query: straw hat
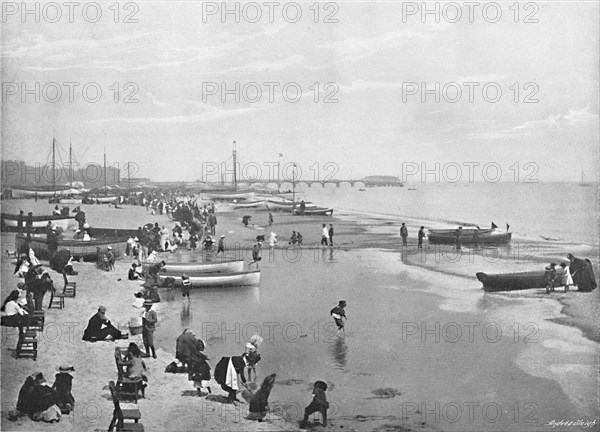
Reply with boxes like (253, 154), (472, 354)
(107, 246), (112, 250)
(56, 364), (75, 373)
(143, 300), (154, 307)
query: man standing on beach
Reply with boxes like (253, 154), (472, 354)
(328, 224), (334, 246)
(454, 227), (463, 250)
(418, 226), (426, 249)
(400, 223), (408, 247)
(142, 300), (158, 358)
(321, 224), (329, 246)
(17, 210), (24, 235)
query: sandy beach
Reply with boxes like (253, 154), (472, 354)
(1, 196), (598, 432)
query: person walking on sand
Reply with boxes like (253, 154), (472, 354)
(142, 300), (158, 359)
(216, 235), (225, 256)
(330, 300), (347, 334)
(321, 224), (329, 246)
(418, 226), (426, 249)
(250, 241), (263, 268)
(328, 224), (334, 246)
(400, 223), (408, 247)
(181, 274), (191, 300)
(268, 212), (273, 226)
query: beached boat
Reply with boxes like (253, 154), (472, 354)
(143, 259), (245, 274)
(231, 200), (266, 209)
(10, 186), (73, 198)
(1, 213), (74, 232)
(265, 199), (316, 211)
(428, 228), (493, 235)
(476, 271), (547, 292)
(86, 195), (118, 204)
(205, 191), (255, 201)
(159, 270), (260, 287)
(59, 197), (83, 204)
(15, 228), (132, 261)
(292, 207), (334, 216)
(427, 230), (511, 245)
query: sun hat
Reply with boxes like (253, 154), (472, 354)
(107, 246), (113, 250)
(143, 300), (154, 307)
(56, 364), (75, 373)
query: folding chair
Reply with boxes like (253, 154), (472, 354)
(108, 380), (142, 427)
(48, 289), (66, 309)
(62, 272), (76, 298)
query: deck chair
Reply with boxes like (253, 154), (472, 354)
(48, 288), (66, 309)
(108, 380), (142, 430)
(62, 272), (76, 298)
(114, 348), (145, 402)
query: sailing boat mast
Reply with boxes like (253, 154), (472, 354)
(52, 137), (56, 196)
(292, 163), (296, 204)
(103, 149), (107, 197)
(232, 141), (237, 192)
(69, 139), (73, 189)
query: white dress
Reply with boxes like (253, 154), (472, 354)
(563, 267), (574, 285)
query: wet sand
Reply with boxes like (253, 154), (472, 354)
(1, 198), (598, 432)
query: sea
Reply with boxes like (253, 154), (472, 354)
(152, 181), (599, 431)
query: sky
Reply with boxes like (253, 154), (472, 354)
(1, 1), (598, 183)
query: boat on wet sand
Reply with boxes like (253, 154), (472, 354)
(143, 259), (245, 274)
(428, 229), (511, 245)
(159, 270), (261, 287)
(1, 213), (74, 232)
(476, 271), (548, 292)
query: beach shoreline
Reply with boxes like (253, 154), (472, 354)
(1, 197), (598, 431)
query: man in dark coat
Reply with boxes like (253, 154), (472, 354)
(28, 273), (54, 311)
(74, 210), (86, 230)
(82, 306), (122, 341)
(17, 210), (24, 234)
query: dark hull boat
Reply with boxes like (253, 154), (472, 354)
(428, 231), (511, 245)
(476, 271), (547, 292)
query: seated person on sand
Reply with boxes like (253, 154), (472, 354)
(1, 290), (29, 329)
(299, 381), (329, 428)
(10, 372), (62, 423)
(128, 263), (142, 280)
(82, 306), (124, 341)
(52, 365), (75, 413)
(126, 343), (148, 386)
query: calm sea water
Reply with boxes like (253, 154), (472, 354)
(301, 182), (599, 245)
(152, 182), (598, 431)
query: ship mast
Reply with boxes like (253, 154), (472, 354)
(104, 148), (107, 197)
(232, 141), (237, 192)
(52, 136), (56, 196)
(69, 138), (73, 189)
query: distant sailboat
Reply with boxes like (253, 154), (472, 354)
(579, 170), (594, 187)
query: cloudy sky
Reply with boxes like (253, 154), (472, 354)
(1, 1), (598, 183)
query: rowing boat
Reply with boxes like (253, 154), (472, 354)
(1, 213), (74, 232)
(143, 260), (245, 274)
(10, 186), (73, 198)
(15, 228), (132, 261)
(292, 207), (334, 216)
(205, 191), (255, 201)
(428, 228), (493, 235)
(428, 230), (512, 245)
(265, 199), (316, 211)
(231, 200), (266, 209)
(476, 271), (547, 292)
(159, 270), (260, 287)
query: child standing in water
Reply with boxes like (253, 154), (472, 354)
(330, 300), (347, 334)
